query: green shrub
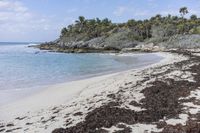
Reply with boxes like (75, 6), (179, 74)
(189, 26), (200, 34)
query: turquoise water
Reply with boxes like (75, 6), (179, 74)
(0, 42), (163, 105)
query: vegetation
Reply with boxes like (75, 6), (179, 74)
(60, 7), (200, 42)
(179, 7), (189, 18)
(61, 16), (116, 41)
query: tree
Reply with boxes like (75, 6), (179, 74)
(75, 16), (85, 24)
(127, 19), (136, 27)
(155, 14), (162, 20)
(190, 14), (197, 20)
(96, 18), (101, 24)
(67, 25), (73, 31)
(75, 16), (86, 32)
(179, 7), (189, 18)
(102, 18), (111, 26)
(61, 27), (68, 36)
(172, 16), (179, 21)
(59, 9), (200, 42)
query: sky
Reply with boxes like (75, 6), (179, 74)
(0, 0), (200, 42)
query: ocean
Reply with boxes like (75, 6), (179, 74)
(0, 42), (163, 105)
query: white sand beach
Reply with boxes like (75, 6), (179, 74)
(0, 52), (188, 133)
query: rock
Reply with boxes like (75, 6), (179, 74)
(158, 34), (200, 49)
(32, 28), (142, 53)
(134, 43), (165, 52)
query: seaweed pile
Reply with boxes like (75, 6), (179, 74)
(52, 51), (200, 133)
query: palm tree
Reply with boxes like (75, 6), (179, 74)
(75, 16), (86, 32)
(179, 7), (189, 18)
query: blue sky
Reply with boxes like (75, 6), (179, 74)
(0, 0), (200, 42)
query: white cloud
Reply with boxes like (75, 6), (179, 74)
(0, 0), (64, 41)
(0, 0), (26, 10)
(0, 0), (30, 22)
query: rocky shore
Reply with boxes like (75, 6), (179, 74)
(31, 34), (200, 53)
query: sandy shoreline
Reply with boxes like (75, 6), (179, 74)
(0, 52), (191, 133)
(0, 52), (170, 117)
(0, 52), (162, 107)
(0, 72), (118, 119)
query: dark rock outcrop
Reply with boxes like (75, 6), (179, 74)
(32, 29), (140, 53)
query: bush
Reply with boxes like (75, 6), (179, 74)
(189, 26), (200, 34)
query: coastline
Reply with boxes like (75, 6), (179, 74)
(0, 52), (167, 118)
(1, 2), (200, 132)
(0, 52), (190, 132)
(0, 44), (163, 107)
(0, 52), (163, 107)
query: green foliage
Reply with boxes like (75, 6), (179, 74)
(61, 17), (116, 40)
(60, 7), (200, 42)
(189, 26), (200, 34)
(190, 15), (197, 20)
(61, 27), (68, 37)
(179, 7), (189, 18)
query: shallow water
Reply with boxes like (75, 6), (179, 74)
(0, 42), (163, 105)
